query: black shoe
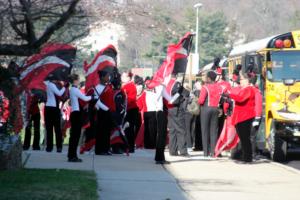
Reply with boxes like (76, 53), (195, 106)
(155, 160), (170, 165)
(68, 157), (82, 162)
(57, 148), (62, 153)
(33, 147), (41, 151)
(46, 148), (52, 152)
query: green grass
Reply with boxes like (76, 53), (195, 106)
(0, 169), (98, 200)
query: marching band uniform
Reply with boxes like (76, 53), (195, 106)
(166, 78), (188, 156)
(94, 83), (112, 155)
(44, 81), (66, 152)
(122, 81), (141, 153)
(154, 84), (179, 164)
(198, 73), (223, 157)
(68, 85), (91, 162)
(144, 90), (158, 149)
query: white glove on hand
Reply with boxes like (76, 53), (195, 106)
(252, 121), (259, 127)
(170, 93), (180, 104)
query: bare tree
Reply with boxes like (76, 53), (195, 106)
(0, 0), (87, 56)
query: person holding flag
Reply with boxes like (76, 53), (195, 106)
(67, 74), (92, 162)
(44, 78), (68, 153)
(166, 73), (190, 157)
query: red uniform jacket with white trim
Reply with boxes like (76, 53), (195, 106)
(100, 84), (116, 112)
(229, 86), (256, 125)
(198, 83), (223, 107)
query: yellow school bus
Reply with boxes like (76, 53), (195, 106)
(228, 30), (300, 162)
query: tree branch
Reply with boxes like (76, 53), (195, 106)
(33, 0), (80, 48)
(0, 44), (36, 56)
(19, 0), (37, 43)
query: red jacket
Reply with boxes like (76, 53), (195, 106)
(229, 86), (256, 125)
(122, 81), (138, 110)
(26, 93), (40, 116)
(253, 86), (263, 118)
(100, 84), (116, 112)
(218, 80), (231, 93)
(198, 82), (223, 107)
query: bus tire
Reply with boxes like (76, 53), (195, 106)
(269, 120), (287, 162)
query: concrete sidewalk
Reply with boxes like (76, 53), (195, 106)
(24, 148), (300, 200)
(24, 148), (187, 200)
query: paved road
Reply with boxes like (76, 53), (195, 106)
(285, 152), (300, 170)
(164, 150), (300, 200)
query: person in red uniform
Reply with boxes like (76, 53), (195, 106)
(198, 71), (223, 157)
(225, 72), (256, 163)
(121, 70), (141, 153)
(94, 70), (113, 155)
(23, 91), (41, 150)
(250, 74), (262, 158)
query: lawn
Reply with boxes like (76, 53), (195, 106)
(0, 169), (98, 200)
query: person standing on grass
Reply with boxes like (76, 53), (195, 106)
(67, 74), (91, 162)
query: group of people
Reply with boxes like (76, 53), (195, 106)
(197, 58), (262, 163)
(20, 56), (262, 164)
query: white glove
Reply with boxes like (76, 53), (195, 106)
(252, 121), (259, 127)
(170, 93), (180, 104)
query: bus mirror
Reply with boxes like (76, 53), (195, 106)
(283, 79), (295, 86)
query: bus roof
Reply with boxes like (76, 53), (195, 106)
(229, 35), (276, 57)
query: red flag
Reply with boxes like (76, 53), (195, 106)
(214, 117), (240, 157)
(84, 44), (117, 92)
(147, 32), (193, 89)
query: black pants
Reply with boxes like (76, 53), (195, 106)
(45, 106), (62, 151)
(200, 106), (219, 156)
(95, 109), (112, 154)
(84, 108), (97, 144)
(168, 107), (187, 155)
(235, 118), (254, 162)
(68, 111), (82, 159)
(194, 114), (202, 150)
(23, 113), (40, 150)
(184, 112), (194, 148)
(155, 111), (168, 161)
(144, 111), (157, 149)
(124, 108), (141, 152)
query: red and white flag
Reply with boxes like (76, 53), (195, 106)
(18, 43), (76, 92)
(84, 44), (117, 92)
(147, 32), (194, 89)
